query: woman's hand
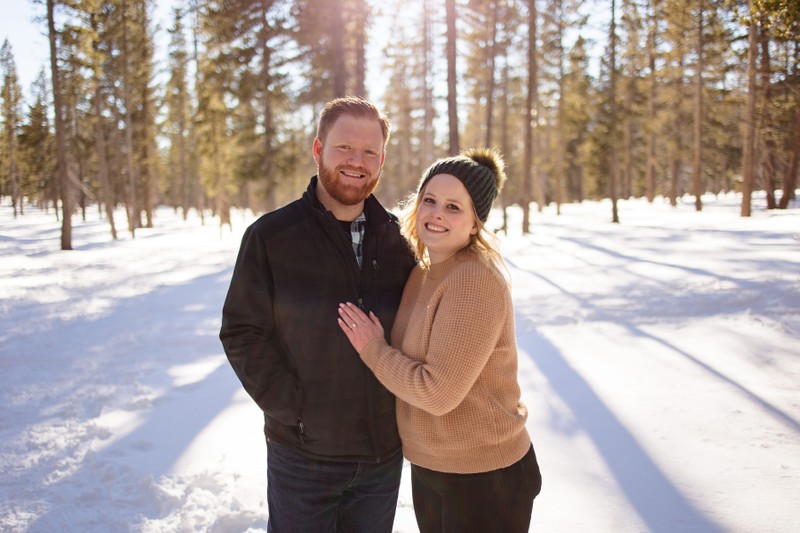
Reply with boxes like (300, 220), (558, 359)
(338, 302), (384, 353)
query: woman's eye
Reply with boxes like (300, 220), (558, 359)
(447, 204), (460, 211)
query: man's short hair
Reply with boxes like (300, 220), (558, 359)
(317, 96), (391, 149)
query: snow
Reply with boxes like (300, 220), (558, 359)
(1, 192), (798, 533)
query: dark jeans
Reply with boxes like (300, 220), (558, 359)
(266, 439), (403, 533)
(411, 445), (542, 533)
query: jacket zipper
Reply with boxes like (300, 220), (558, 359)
(371, 259), (379, 310)
(365, 256), (383, 461)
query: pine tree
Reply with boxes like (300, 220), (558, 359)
(202, 0), (299, 213)
(86, 1), (118, 239)
(293, 0), (373, 103)
(380, 13), (421, 206)
(753, 0), (800, 209)
(165, 6), (191, 219)
(18, 70), (54, 210)
(1, 40), (24, 216)
(377, 0), (445, 207)
(619, 0), (646, 201)
(60, 5), (101, 223)
(462, 0), (501, 150)
(562, 36), (592, 203)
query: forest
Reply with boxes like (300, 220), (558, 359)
(0, 0), (798, 250)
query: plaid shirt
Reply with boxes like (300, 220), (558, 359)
(350, 212), (367, 268)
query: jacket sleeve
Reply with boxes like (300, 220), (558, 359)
(219, 225), (303, 426)
(359, 265), (507, 416)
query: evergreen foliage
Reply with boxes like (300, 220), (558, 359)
(3, 0), (798, 242)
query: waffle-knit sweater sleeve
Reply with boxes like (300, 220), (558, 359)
(359, 251), (531, 474)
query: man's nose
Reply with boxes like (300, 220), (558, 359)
(346, 151), (365, 166)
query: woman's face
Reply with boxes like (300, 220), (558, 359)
(415, 174), (478, 264)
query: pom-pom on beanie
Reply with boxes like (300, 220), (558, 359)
(417, 147), (507, 222)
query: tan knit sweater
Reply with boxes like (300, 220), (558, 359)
(360, 250), (531, 474)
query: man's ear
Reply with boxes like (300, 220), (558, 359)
(312, 137), (322, 164)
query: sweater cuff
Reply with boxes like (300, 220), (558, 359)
(359, 337), (388, 370)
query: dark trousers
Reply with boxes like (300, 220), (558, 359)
(266, 439), (403, 533)
(411, 445), (542, 533)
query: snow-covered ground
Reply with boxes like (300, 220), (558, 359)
(1, 192), (798, 533)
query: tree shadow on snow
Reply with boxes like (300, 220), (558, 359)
(517, 328), (727, 533)
(17, 265), (253, 531)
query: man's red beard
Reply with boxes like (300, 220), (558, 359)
(318, 153), (381, 206)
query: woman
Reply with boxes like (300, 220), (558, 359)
(338, 147), (542, 533)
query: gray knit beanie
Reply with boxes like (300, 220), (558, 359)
(418, 147), (507, 222)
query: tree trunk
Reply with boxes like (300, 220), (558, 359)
(354, 0), (367, 97)
(47, 0), (72, 250)
(190, 0), (202, 223)
(331, 0), (346, 98)
(483, 0), (499, 147)
(741, 0), (757, 217)
(758, 20), (776, 209)
(533, 6), (544, 213)
(397, 82), (412, 202)
(121, 0), (138, 236)
(670, 54), (684, 207)
(692, 2), (704, 211)
(260, 0), (274, 196)
(446, 0), (459, 154)
(521, 0), (538, 233)
(623, 118), (632, 199)
(555, 0), (565, 215)
(645, 0), (658, 203)
(500, 60), (510, 233)
(94, 85), (117, 239)
(141, 80), (154, 228)
(609, 0), (620, 223)
(421, 0), (434, 166)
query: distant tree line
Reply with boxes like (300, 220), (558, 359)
(0, 0), (798, 249)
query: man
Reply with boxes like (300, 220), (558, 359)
(220, 96), (416, 533)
